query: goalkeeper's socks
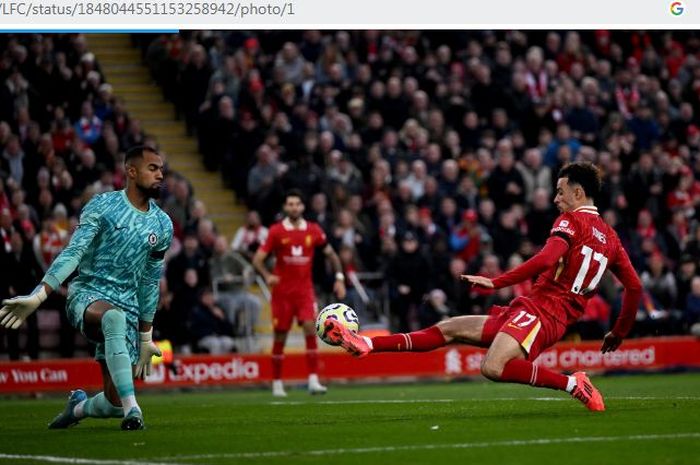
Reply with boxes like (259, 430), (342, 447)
(371, 326), (446, 352)
(76, 392), (123, 419)
(102, 309), (140, 416)
(500, 359), (569, 391)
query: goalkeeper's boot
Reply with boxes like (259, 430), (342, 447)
(48, 389), (87, 429)
(308, 374), (327, 395)
(571, 372), (605, 412)
(121, 407), (145, 430)
(323, 319), (371, 358)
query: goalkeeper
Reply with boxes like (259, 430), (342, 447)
(0, 146), (173, 431)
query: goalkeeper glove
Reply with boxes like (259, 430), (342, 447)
(134, 328), (162, 380)
(0, 284), (48, 329)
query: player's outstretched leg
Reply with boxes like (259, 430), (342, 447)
(324, 320), (448, 357)
(48, 389), (88, 429)
(482, 334), (606, 413)
(570, 372), (605, 411)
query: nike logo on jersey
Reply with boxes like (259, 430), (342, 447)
(114, 226), (128, 230)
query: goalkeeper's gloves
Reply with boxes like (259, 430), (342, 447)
(0, 284), (48, 329)
(134, 328), (162, 380)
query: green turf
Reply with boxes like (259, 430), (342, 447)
(1, 373), (699, 465)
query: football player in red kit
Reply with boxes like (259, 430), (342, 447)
(325, 162), (642, 411)
(253, 190), (346, 397)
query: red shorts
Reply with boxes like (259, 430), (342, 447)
(481, 302), (567, 360)
(270, 291), (317, 332)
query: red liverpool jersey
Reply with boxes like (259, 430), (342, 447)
(528, 205), (628, 325)
(259, 218), (327, 296)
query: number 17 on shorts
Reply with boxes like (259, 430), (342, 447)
(505, 310), (542, 355)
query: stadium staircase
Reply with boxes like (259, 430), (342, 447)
(86, 34), (309, 353)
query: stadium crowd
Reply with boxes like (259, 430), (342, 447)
(1, 31), (700, 360)
(136, 30), (700, 339)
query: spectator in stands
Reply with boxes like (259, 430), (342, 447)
(517, 148), (552, 202)
(189, 287), (236, 355)
(73, 101), (102, 145)
(274, 42), (307, 86)
(641, 253), (678, 311)
(675, 255), (697, 311)
(386, 231), (431, 332)
(231, 210), (268, 261)
(163, 177), (194, 237)
(338, 243), (378, 323)
(183, 199), (207, 235)
(329, 208), (366, 252)
(525, 187), (558, 246)
(166, 268), (201, 353)
(2, 230), (43, 359)
(167, 232), (210, 295)
(685, 276), (700, 329)
(209, 235), (261, 339)
(491, 209), (524, 265)
(449, 209), (482, 265)
(33, 215), (67, 271)
(180, 44), (212, 134)
(418, 289), (450, 328)
(1, 135), (26, 186)
(469, 254), (502, 314)
(247, 144), (287, 224)
(487, 146), (525, 210)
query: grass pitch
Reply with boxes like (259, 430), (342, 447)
(1, 373), (699, 465)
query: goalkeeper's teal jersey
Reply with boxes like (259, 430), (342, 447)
(43, 190), (173, 321)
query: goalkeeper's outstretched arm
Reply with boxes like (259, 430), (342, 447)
(1, 195), (105, 329)
(42, 195), (105, 291)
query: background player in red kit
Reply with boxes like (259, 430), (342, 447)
(326, 162), (642, 411)
(253, 190), (346, 397)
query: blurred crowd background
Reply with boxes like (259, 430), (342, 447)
(1, 31), (700, 360)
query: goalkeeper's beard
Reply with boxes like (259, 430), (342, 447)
(138, 183), (162, 199)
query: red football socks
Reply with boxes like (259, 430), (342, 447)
(500, 358), (568, 391)
(305, 334), (319, 374)
(371, 326), (447, 352)
(272, 340), (284, 380)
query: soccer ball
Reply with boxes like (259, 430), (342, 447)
(316, 303), (360, 345)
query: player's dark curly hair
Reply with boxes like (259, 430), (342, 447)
(558, 162), (602, 199)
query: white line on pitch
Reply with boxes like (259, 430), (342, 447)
(269, 398), (456, 405)
(267, 396), (700, 405)
(158, 432), (700, 461)
(0, 454), (198, 465)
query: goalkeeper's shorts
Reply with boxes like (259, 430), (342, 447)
(66, 290), (139, 365)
